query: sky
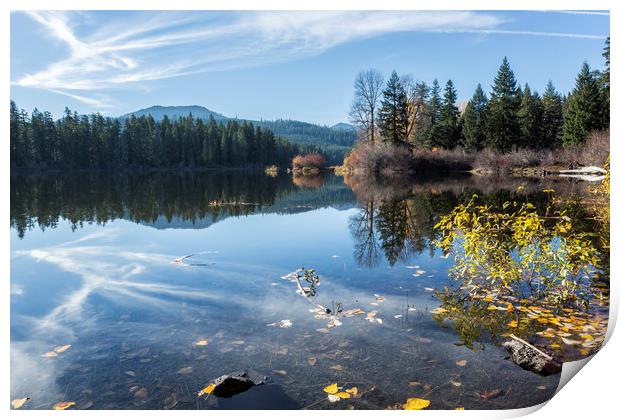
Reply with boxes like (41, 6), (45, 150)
(10, 10), (610, 126)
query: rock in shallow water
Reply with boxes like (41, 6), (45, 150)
(211, 369), (268, 398)
(503, 337), (561, 376)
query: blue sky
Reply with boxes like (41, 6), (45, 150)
(10, 10), (609, 125)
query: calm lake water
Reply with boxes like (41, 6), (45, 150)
(10, 171), (608, 410)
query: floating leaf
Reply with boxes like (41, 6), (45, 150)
(479, 389), (502, 400)
(195, 339), (209, 346)
(54, 344), (71, 353)
(455, 407), (465, 410)
(125, 370), (136, 377)
(334, 391), (350, 399)
(42, 351), (58, 358)
(133, 388), (148, 398)
(456, 359), (468, 367)
(177, 366), (193, 375)
(272, 370), (287, 375)
(323, 383), (339, 394)
(307, 357), (317, 366)
(330, 364), (344, 371)
(403, 397), (431, 410)
(450, 380), (462, 387)
(197, 383), (215, 397)
(53, 401), (76, 410)
(327, 394), (341, 403)
(11, 397), (30, 409)
(279, 320), (292, 328)
(163, 394), (178, 409)
(345, 387), (358, 396)
(408, 381), (422, 387)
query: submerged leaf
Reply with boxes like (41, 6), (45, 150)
(307, 357), (317, 366)
(345, 387), (358, 396)
(403, 397), (431, 410)
(456, 359), (468, 367)
(195, 339), (209, 346)
(176, 366), (193, 375)
(334, 391), (351, 399)
(53, 401), (76, 410)
(54, 344), (72, 353)
(11, 397), (30, 409)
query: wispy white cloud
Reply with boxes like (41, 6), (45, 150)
(12, 10), (607, 110)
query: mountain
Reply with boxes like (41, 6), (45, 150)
(331, 122), (356, 131)
(120, 105), (227, 122)
(120, 105), (357, 161)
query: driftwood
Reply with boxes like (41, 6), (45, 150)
(503, 334), (562, 376)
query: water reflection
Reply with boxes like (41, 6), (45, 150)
(10, 170), (609, 410)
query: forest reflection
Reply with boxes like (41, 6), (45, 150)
(10, 171), (353, 238)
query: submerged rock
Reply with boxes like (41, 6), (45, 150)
(503, 337), (561, 376)
(211, 370), (268, 398)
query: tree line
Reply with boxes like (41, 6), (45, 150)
(10, 105), (309, 169)
(350, 37), (610, 153)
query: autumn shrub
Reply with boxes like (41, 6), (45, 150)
(292, 153), (327, 170)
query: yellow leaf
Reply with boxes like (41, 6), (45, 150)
(323, 383), (339, 394)
(507, 320), (518, 328)
(345, 387), (358, 396)
(455, 407), (465, 410)
(197, 383), (215, 396)
(403, 397), (431, 410)
(11, 397), (30, 409)
(334, 391), (351, 399)
(53, 401), (76, 410)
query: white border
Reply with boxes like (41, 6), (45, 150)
(3, 1), (616, 419)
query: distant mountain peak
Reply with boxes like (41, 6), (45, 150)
(331, 122), (356, 131)
(120, 105), (227, 121)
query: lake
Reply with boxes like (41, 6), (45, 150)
(10, 170), (609, 410)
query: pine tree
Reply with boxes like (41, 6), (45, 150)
(418, 79), (442, 148)
(461, 84), (488, 151)
(563, 61), (606, 146)
(517, 84), (543, 148)
(485, 57), (521, 152)
(436, 80), (462, 149)
(541, 81), (564, 148)
(377, 70), (408, 144)
(601, 36), (610, 129)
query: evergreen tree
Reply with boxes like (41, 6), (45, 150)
(418, 79), (442, 148)
(541, 81), (564, 148)
(601, 36), (610, 129)
(485, 57), (521, 152)
(563, 62), (606, 146)
(436, 80), (461, 148)
(461, 84), (488, 151)
(517, 84), (544, 148)
(377, 70), (408, 144)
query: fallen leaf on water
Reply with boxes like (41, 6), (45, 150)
(507, 320), (518, 328)
(273, 370), (287, 376)
(327, 394), (341, 403)
(42, 351), (58, 358)
(323, 383), (339, 394)
(456, 359), (468, 367)
(430, 307), (448, 315)
(79, 400), (93, 410)
(231, 340), (245, 345)
(479, 389), (502, 400)
(125, 370), (136, 377)
(394, 314), (403, 319)
(403, 397), (431, 410)
(308, 357), (317, 366)
(537, 385), (547, 390)
(275, 347), (288, 355)
(417, 338), (432, 344)
(330, 364), (344, 371)
(455, 407), (465, 410)
(54, 344), (72, 353)
(197, 384), (215, 397)
(345, 387), (358, 396)
(164, 394), (178, 409)
(11, 397), (30, 409)
(177, 366), (193, 375)
(408, 381), (422, 387)
(316, 328), (330, 333)
(450, 380), (462, 387)
(280, 319), (292, 328)
(195, 339), (209, 346)
(53, 401), (76, 410)
(133, 388), (148, 398)
(342, 308), (365, 317)
(334, 391), (350, 399)
(561, 337), (581, 345)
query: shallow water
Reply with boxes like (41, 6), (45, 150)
(10, 171), (606, 410)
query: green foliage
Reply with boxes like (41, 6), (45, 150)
(541, 81), (564, 148)
(436, 80), (462, 149)
(517, 84), (544, 149)
(461, 84), (488, 151)
(377, 71), (408, 144)
(563, 62), (607, 146)
(485, 57), (521, 152)
(434, 192), (601, 308)
(10, 103), (303, 169)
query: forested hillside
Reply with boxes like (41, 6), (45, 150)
(10, 104), (305, 169)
